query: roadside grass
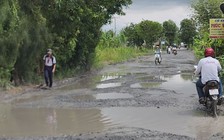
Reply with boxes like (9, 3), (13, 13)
(93, 46), (150, 69)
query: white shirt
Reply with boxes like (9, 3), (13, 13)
(195, 56), (221, 84)
(155, 48), (162, 54)
(43, 55), (56, 67)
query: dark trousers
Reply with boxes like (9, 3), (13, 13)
(44, 66), (53, 87)
(196, 78), (223, 98)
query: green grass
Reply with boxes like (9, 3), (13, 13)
(93, 46), (150, 68)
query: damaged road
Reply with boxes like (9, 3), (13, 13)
(1, 48), (224, 140)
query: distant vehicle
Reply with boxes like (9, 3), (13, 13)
(180, 42), (184, 48)
(180, 42), (188, 48)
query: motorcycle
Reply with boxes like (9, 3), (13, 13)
(154, 53), (161, 65)
(172, 48), (177, 55)
(167, 47), (171, 54)
(194, 65), (220, 117)
(203, 80), (219, 117)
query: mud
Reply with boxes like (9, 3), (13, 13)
(1, 48), (224, 140)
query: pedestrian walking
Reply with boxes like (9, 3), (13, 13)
(43, 49), (56, 88)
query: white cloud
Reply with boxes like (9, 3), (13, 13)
(102, 0), (192, 32)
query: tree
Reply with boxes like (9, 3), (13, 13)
(41, 0), (132, 70)
(0, 0), (22, 86)
(191, 0), (224, 57)
(11, 1), (51, 85)
(179, 18), (197, 46)
(191, 0), (223, 32)
(122, 23), (144, 47)
(162, 20), (178, 45)
(136, 20), (163, 47)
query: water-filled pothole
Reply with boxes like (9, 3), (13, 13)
(95, 93), (133, 99)
(96, 83), (122, 89)
(0, 105), (114, 137)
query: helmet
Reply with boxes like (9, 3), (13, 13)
(204, 48), (214, 57)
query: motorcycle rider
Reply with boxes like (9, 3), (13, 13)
(195, 47), (223, 104)
(172, 45), (177, 54)
(166, 45), (171, 54)
(154, 45), (162, 61)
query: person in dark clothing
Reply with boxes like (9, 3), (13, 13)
(43, 49), (56, 88)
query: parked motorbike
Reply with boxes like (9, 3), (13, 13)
(154, 53), (161, 65)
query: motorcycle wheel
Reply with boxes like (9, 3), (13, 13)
(155, 58), (158, 65)
(159, 58), (162, 64)
(212, 100), (218, 117)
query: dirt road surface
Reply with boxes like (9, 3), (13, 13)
(1, 48), (224, 140)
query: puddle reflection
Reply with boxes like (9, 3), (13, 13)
(0, 105), (224, 138)
(160, 74), (196, 94)
(101, 107), (224, 138)
(131, 73), (194, 90)
(0, 104), (114, 137)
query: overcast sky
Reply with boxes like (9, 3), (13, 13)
(102, 0), (193, 33)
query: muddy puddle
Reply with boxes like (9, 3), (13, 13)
(160, 73), (196, 95)
(1, 105), (224, 138)
(101, 107), (224, 139)
(0, 104), (114, 137)
(1, 73), (224, 138)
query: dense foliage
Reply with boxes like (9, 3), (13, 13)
(191, 0), (224, 58)
(122, 20), (163, 48)
(122, 23), (144, 47)
(179, 19), (197, 47)
(162, 20), (178, 46)
(191, 0), (224, 78)
(0, 0), (132, 87)
(191, 0), (222, 33)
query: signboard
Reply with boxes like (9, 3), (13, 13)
(161, 41), (165, 45)
(210, 18), (224, 38)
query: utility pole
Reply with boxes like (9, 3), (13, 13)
(112, 16), (119, 35)
(114, 17), (117, 35)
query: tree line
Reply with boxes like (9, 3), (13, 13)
(121, 19), (196, 48)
